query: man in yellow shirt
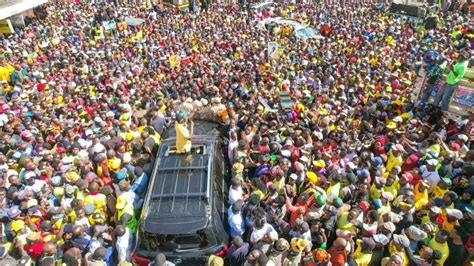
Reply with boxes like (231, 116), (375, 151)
(432, 177), (451, 199)
(0, 60), (14, 82)
(386, 144), (404, 173)
(388, 234), (410, 266)
(175, 112), (194, 153)
(428, 230), (449, 265)
(354, 237), (376, 266)
(443, 208), (462, 233)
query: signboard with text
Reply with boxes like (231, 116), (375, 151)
(0, 19), (13, 34)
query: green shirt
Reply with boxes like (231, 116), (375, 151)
(446, 60), (468, 85)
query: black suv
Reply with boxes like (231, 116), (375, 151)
(131, 123), (228, 265)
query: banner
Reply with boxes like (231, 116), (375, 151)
(267, 41), (279, 59)
(9, 15), (25, 27)
(0, 20), (13, 34)
(420, 74), (474, 112)
(452, 84), (474, 108)
(103, 20), (117, 30)
(125, 17), (144, 26)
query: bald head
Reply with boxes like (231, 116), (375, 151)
(72, 225), (84, 236)
(42, 242), (57, 255)
(334, 237), (348, 250)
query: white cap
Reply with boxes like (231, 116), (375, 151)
(93, 144), (105, 154)
(446, 208), (463, 220)
(24, 171), (36, 180)
(280, 150), (291, 158)
(299, 156), (309, 163)
(393, 116), (403, 123)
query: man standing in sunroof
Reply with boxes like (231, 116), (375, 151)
(175, 112), (194, 154)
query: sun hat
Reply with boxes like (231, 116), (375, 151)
(26, 232), (42, 242)
(26, 199), (38, 209)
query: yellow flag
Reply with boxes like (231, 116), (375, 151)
(134, 30), (143, 41)
(169, 54), (181, 67)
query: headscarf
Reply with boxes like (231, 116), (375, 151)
(401, 153), (419, 173)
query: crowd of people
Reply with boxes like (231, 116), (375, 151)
(0, 0), (473, 265)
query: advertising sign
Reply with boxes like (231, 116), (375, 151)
(0, 19), (13, 34)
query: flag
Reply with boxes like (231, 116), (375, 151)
(169, 54), (181, 67)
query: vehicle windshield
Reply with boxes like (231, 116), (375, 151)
(138, 228), (217, 252)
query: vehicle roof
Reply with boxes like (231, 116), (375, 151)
(142, 133), (220, 234)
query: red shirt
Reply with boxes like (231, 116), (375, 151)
(327, 246), (346, 266)
(24, 241), (45, 260)
(285, 196), (314, 225)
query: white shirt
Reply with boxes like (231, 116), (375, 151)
(420, 165), (440, 192)
(115, 189), (137, 205)
(116, 227), (134, 262)
(228, 186), (243, 205)
(0, 113), (8, 127)
(75, 217), (91, 229)
(250, 223), (277, 244)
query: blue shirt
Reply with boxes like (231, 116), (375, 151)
(132, 173), (149, 196)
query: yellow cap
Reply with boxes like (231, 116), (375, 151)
(116, 195), (127, 210)
(12, 220), (25, 232)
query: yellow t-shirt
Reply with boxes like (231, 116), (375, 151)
(384, 184), (398, 199)
(369, 184), (382, 200)
(432, 186), (448, 199)
(84, 193), (107, 211)
(354, 239), (373, 266)
(106, 157), (122, 172)
(274, 177), (285, 192)
(442, 219), (458, 233)
(428, 238), (449, 265)
(388, 242), (409, 266)
(386, 151), (403, 172)
(414, 184), (428, 201)
(252, 189), (265, 200)
(0, 64), (14, 82)
(337, 212), (357, 233)
(175, 122), (191, 153)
